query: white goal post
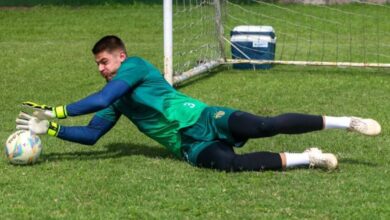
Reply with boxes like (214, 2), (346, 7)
(164, 0), (226, 85)
(164, 0), (390, 85)
(164, 0), (174, 85)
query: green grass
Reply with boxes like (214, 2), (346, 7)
(1, 4), (390, 219)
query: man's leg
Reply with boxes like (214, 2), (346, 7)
(281, 148), (338, 170)
(228, 112), (323, 139)
(196, 141), (337, 172)
(196, 141), (283, 172)
(228, 112), (381, 139)
(323, 116), (381, 136)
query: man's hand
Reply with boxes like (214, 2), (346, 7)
(22, 101), (67, 119)
(16, 112), (60, 136)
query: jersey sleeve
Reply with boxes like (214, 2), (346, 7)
(57, 113), (119, 145)
(56, 105), (121, 145)
(65, 80), (130, 116)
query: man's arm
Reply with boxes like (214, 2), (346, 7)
(66, 79), (130, 116)
(16, 105), (121, 145)
(22, 79), (130, 119)
(56, 115), (117, 145)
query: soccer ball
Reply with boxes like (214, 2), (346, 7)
(5, 130), (42, 165)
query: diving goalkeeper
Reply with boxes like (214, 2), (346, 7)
(16, 35), (381, 172)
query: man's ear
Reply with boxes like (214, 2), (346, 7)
(119, 51), (127, 62)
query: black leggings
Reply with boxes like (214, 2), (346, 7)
(196, 112), (323, 172)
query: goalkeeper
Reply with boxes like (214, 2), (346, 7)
(16, 35), (381, 172)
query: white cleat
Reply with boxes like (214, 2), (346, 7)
(304, 148), (338, 171)
(349, 117), (381, 136)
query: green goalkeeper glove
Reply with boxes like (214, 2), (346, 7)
(16, 112), (60, 136)
(22, 101), (67, 119)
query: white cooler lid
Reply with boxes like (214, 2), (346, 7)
(232, 25), (274, 33)
(231, 35), (276, 43)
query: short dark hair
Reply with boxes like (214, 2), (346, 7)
(92, 35), (127, 55)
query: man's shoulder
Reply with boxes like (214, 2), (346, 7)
(123, 56), (149, 66)
(114, 56), (160, 85)
(117, 56), (149, 75)
(123, 56), (163, 78)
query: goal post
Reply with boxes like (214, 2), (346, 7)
(163, 0), (173, 85)
(164, 0), (226, 86)
(164, 0), (390, 85)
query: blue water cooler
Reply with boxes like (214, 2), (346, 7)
(231, 25), (276, 70)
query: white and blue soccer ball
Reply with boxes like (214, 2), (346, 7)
(5, 130), (42, 165)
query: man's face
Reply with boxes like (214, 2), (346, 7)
(94, 50), (126, 81)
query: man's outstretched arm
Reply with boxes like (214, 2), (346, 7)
(16, 112), (119, 145)
(23, 79), (131, 119)
(65, 79), (130, 117)
(57, 115), (117, 145)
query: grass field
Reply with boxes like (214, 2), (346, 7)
(1, 4), (390, 219)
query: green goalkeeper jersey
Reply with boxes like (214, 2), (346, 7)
(96, 56), (207, 157)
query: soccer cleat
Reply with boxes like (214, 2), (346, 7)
(348, 117), (381, 136)
(304, 148), (338, 171)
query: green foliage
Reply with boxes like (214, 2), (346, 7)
(0, 5), (389, 219)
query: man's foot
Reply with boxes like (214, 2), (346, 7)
(304, 148), (338, 171)
(349, 117), (381, 136)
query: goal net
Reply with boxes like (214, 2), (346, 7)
(165, 0), (390, 85)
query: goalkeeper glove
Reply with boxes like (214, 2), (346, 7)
(22, 101), (67, 119)
(16, 112), (60, 136)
